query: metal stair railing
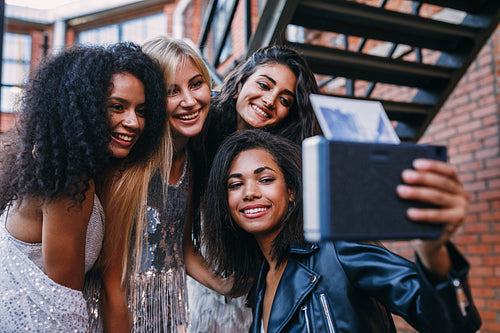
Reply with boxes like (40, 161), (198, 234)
(197, 0), (500, 141)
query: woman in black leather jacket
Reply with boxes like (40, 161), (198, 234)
(202, 129), (481, 333)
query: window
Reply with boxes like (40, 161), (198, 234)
(1, 32), (31, 113)
(78, 13), (167, 45)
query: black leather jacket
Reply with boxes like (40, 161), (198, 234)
(247, 241), (481, 333)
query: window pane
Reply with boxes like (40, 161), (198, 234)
(1, 86), (23, 113)
(79, 25), (119, 45)
(78, 13), (166, 45)
(2, 61), (29, 86)
(2, 33), (31, 113)
(3, 33), (31, 61)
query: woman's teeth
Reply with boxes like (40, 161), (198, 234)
(114, 133), (133, 142)
(243, 207), (268, 214)
(251, 105), (270, 118)
(176, 110), (200, 120)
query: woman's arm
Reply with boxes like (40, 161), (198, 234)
(183, 180), (234, 297)
(397, 158), (470, 280)
(42, 182), (95, 290)
(100, 215), (132, 332)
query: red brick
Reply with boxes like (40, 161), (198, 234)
(464, 222), (489, 234)
(459, 160), (483, 172)
(457, 119), (483, 134)
(434, 127), (456, 141)
(448, 102), (477, 116)
(479, 94), (496, 106)
(470, 266), (494, 277)
(486, 299), (500, 310)
(485, 277), (500, 287)
(476, 147), (500, 160)
(449, 133), (473, 145)
(444, 94), (469, 109)
(476, 167), (500, 180)
(490, 178), (500, 189)
(477, 309), (497, 320)
(481, 231), (500, 241)
(450, 152), (474, 164)
(470, 84), (495, 101)
(454, 232), (480, 243)
(483, 136), (499, 148)
(459, 141), (483, 153)
(471, 104), (497, 119)
(483, 255), (500, 265)
(467, 201), (490, 213)
(466, 244), (493, 254)
(464, 181), (487, 192)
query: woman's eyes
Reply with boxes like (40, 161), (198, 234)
(136, 108), (146, 117)
(167, 88), (178, 96)
(107, 103), (124, 111)
(260, 177), (275, 184)
(191, 80), (203, 89)
(227, 177), (275, 189)
(227, 181), (242, 189)
(280, 97), (292, 107)
(257, 82), (270, 90)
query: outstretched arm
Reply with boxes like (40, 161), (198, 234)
(183, 223), (234, 296)
(397, 158), (470, 280)
(183, 181), (235, 297)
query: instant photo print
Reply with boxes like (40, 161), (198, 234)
(303, 95), (446, 241)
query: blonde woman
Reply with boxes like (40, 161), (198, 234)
(102, 36), (241, 332)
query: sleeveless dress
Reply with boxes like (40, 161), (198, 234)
(0, 195), (105, 333)
(128, 155), (190, 333)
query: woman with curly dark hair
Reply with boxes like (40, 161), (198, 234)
(0, 42), (167, 332)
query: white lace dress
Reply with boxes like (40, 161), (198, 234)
(0, 195), (105, 333)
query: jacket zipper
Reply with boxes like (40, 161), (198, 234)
(301, 305), (311, 333)
(320, 294), (336, 333)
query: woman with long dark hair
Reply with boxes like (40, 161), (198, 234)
(202, 129), (481, 333)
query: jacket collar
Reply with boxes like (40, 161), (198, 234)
(247, 243), (319, 309)
(268, 258), (320, 332)
(289, 242), (319, 255)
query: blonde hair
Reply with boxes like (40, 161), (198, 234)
(142, 33), (211, 182)
(103, 36), (211, 283)
(142, 35), (212, 106)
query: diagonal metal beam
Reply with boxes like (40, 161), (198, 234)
(289, 42), (454, 93)
(292, 0), (479, 53)
(246, 0), (300, 56)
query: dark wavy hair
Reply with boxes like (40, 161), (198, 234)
(202, 129), (304, 294)
(1, 42), (166, 208)
(210, 45), (321, 146)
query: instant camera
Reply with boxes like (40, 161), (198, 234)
(303, 94), (445, 242)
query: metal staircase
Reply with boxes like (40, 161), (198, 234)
(198, 0), (500, 142)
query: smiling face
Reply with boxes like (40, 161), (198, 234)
(167, 59), (211, 141)
(227, 148), (294, 243)
(235, 63), (297, 131)
(106, 73), (146, 159)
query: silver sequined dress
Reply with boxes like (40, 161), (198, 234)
(128, 155), (190, 333)
(0, 194), (105, 333)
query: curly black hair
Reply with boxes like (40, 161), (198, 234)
(1, 42), (166, 207)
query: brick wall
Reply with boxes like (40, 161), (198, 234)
(386, 25), (500, 333)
